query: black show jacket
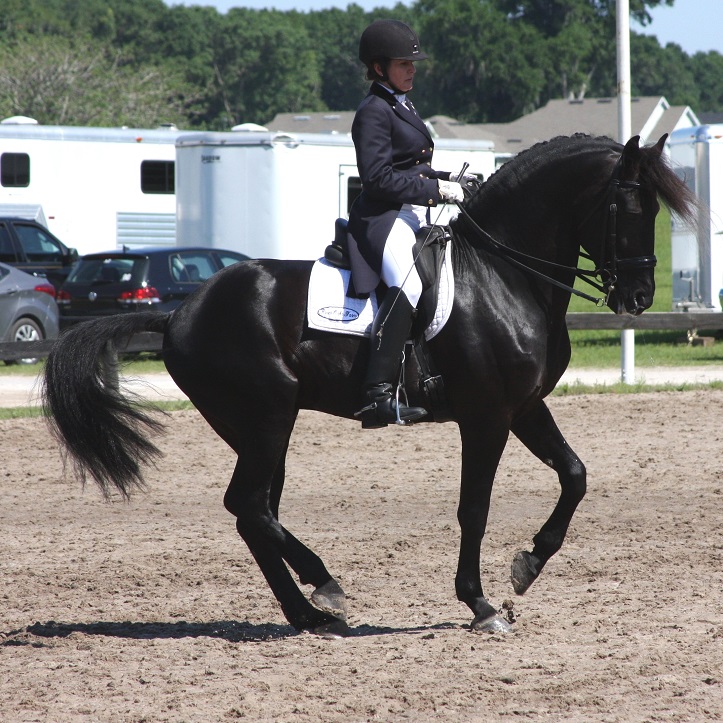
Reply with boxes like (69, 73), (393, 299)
(347, 82), (450, 296)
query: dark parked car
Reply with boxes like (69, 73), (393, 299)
(56, 246), (251, 329)
(0, 260), (59, 365)
(0, 217), (78, 290)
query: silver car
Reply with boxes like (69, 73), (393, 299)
(0, 261), (59, 365)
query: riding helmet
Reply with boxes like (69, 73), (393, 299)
(358, 19), (428, 65)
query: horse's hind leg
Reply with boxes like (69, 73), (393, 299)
(267, 438), (348, 621)
(510, 400), (587, 595)
(225, 433), (348, 636)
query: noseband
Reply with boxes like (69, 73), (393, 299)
(454, 152), (657, 306)
(577, 157), (657, 304)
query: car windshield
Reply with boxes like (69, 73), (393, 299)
(67, 257), (140, 284)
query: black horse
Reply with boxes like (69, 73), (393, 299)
(43, 134), (696, 637)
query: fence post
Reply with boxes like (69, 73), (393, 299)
(617, 0), (635, 384)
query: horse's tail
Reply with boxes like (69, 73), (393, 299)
(42, 311), (171, 500)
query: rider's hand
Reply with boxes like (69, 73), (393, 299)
(449, 171), (483, 199)
(438, 180), (464, 203)
(449, 171), (478, 184)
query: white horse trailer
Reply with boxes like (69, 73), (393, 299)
(174, 130), (496, 260)
(0, 117), (182, 255)
(668, 124), (723, 311)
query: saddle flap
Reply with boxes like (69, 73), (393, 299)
(412, 226), (451, 335)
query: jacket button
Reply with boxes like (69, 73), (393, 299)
(428, 199), (434, 205)
(415, 160), (419, 164)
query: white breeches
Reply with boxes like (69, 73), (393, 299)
(380, 204), (426, 308)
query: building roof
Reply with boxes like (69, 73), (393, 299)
(266, 111), (356, 135)
(698, 111), (723, 125)
(428, 97), (700, 155)
(266, 96), (701, 156)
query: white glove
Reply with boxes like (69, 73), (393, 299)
(437, 179), (464, 203)
(449, 171), (478, 183)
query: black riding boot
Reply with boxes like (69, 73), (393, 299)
(355, 287), (428, 429)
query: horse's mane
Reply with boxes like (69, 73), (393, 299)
(466, 134), (618, 207)
(636, 140), (700, 226)
(453, 133), (699, 239)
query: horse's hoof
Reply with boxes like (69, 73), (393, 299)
(312, 618), (350, 639)
(471, 613), (512, 634)
(511, 551), (540, 595)
(311, 579), (347, 622)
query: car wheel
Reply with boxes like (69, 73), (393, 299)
(7, 317), (44, 365)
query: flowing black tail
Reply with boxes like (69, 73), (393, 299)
(42, 311), (171, 499)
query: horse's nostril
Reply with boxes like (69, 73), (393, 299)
(632, 292), (649, 315)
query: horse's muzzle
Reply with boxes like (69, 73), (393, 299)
(607, 282), (655, 315)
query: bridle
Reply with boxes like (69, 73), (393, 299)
(576, 155), (657, 300)
(454, 154), (657, 306)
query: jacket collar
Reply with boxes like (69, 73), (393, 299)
(368, 83), (432, 142)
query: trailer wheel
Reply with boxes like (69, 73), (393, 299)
(6, 317), (44, 366)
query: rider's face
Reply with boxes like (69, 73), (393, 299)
(377, 59), (416, 93)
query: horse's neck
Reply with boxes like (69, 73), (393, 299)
(452, 186), (583, 328)
(460, 190), (581, 268)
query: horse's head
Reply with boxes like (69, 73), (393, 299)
(580, 135), (664, 316)
(452, 133), (698, 317)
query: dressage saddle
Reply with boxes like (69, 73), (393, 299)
(324, 218), (454, 422)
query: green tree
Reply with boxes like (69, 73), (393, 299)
(688, 51), (723, 114)
(303, 6), (370, 112)
(0, 0), (123, 41)
(100, 0), (170, 59)
(208, 9), (326, 128)
(0, 0), (718, 130)
(149, 5), (224, 128)
(493, 0), (674, 37)
(414, 0), (547, 121)
(0, 35), (191, 127)
(628, 35), (699, 108)
(491, 0), (683, 103)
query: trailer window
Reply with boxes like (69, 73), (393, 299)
(141, 160), (174, 194)
(1, 153), (30, 187)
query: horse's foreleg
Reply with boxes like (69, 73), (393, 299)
(510, 400), (586, 595)
(456, 422), (513, 634)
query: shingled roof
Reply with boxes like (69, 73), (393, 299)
(427, 96), (700, 156)
(266, 111), (356, 135)
(266, 96), (700, 158)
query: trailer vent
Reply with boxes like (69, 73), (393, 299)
(116, 212), (175, 248)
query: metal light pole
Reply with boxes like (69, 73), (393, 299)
(617, 0), (635, 384)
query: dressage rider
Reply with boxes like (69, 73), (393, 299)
(348, 19), (467, 429)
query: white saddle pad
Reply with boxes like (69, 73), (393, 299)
(307, 242), (454, 341)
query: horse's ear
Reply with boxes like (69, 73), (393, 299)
(621, 135), (642, 179)
(653, 134), (668, 157)
(623, 135), (641, 154)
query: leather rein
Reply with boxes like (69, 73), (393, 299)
(453, 157), (657, 306)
